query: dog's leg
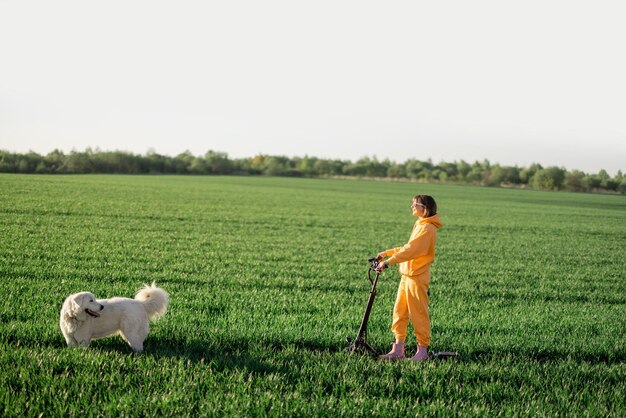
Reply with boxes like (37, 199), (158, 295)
(120, 321), (149, 353)
(66, 336), (90, 347)
(62, 331), (78, 347)
(124, 335), (145, 352)
(72, 329), (92, 347)
(77, 338), (91, 347)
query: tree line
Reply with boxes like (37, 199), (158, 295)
(1, 148), (624, 194)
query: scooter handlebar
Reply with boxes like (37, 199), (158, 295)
(368, 256), (379, 268)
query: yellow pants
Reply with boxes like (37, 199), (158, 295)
(391, 273), (430, 346)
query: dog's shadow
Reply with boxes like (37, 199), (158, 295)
(89, 336), (283, 375)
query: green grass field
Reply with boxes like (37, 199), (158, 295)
(1, 174), (624, 416)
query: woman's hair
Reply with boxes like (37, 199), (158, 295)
(414, 194), (437, 217)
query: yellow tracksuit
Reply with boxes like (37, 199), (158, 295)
(382, 213), (442, 347)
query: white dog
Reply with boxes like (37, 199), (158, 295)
(60, 283), (169, 352)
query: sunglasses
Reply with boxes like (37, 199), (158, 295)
(411, 202), (426, 208)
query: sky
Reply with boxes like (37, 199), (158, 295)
(1, 0), (625, 175)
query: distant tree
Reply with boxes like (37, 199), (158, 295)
(564, 170), (585, 192)
(145, 151), (169, 173)
(531, 167), (566, 190)
(466, 164), (483, 183)
(417, 159), (435, 180)
(0, 147), (621, 194)
(312, 159), (329, 176)
(349, 157), (387, 177)
(437, 162), (457, 181)
(44, 149), (65, 173)
(21, 152), (44, 173)
(264, 156), (291, 176)
(519, 163), (543, 185)
(249, 154), (266, 173)
(204, 150), (232, 174)
(231, 157), (257, 175)
(173, 151), (194, 174)
(189, 156), (208, 174)
(313, 159), (344, 176)
(455, 160), (471, 181)
(373, 158), (391, 178)
(581, 174), (601, 191)
(93, 151), (142, 174)
(344, 159), (366, 176)
(501, 166), (521, 184)
(615, 170), (625, 194)
(387, 162), (405, 178)
(295, 156), (317, 177)
(63, 151), (93, 173)
(0, 151), (16, 172)
(596, 169), (611, 189)
(404, 159), (424, 180)
(618, 177), (626, 194)
(482, 165), (502, 187)
(605, 179), (619, 192)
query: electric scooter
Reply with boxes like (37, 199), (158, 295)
(345, 256), (382, 356)
(345, 256), (460, 361)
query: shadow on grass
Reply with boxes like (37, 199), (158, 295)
(86, 336), (282, 375)
(87, 334), (369, 373)
(463, 347), (626, 365)
(10, 326), (623, 373)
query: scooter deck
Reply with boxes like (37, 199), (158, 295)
(429, 351), (460, 360)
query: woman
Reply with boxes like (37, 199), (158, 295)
(375, 194), (442, 361)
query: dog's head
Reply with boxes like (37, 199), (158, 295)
(64, 292), (104, 320)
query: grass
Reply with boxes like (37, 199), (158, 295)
(0, 174), (624, 416)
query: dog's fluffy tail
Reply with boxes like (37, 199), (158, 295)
(135, 282), (169, 321)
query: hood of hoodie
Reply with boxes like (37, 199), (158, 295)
(418, 213), (443, 229)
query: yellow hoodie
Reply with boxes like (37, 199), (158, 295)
(384, 213), (443, 279)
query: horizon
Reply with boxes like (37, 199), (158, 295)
(2, 146), (621, 176)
